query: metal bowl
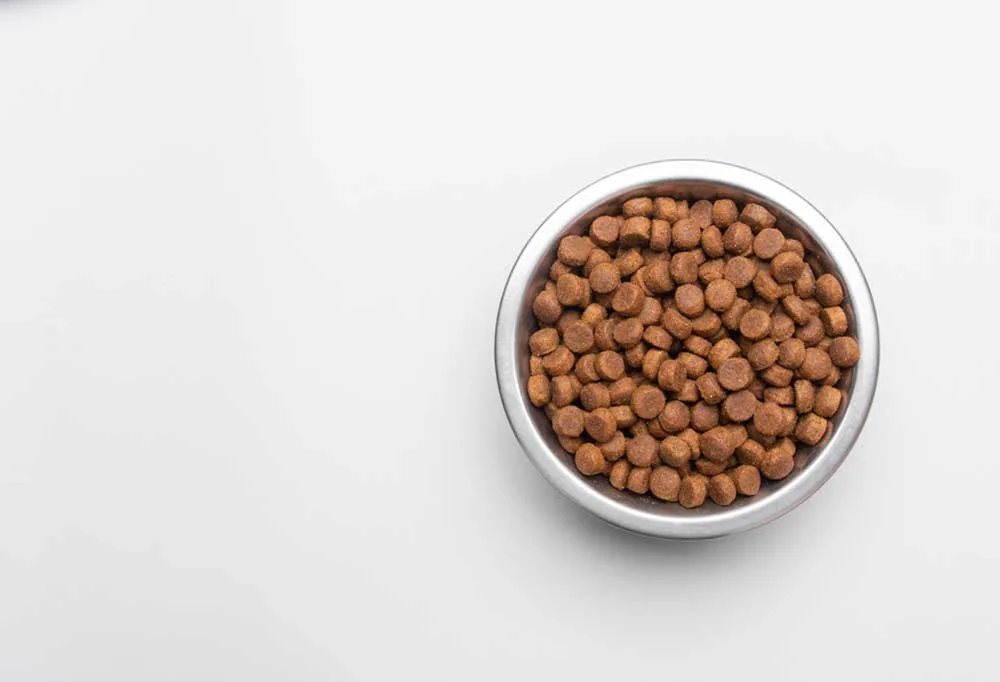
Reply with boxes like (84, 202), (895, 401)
(495, 160), (879, 539)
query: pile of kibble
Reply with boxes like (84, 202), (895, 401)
(526, 197), (860, 508)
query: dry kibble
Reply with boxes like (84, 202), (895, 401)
(795, 413), (828, 446)
(609, 459), (630, 489)
(658, 400), (690, 433)
(709, 474), (737, 506)
(626, 467), (652, 495)
(679, 475), (708, 508)
(829, 336), (861, 367)
(718, 357), (754, 391)
(526, 196), (860, 506)
(815, 273), (845, 307)
(631, 385), (667, 420)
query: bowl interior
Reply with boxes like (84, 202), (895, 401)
(515, 179), (859, 520)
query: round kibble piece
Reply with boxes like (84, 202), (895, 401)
(620, 216), (651, 247)
(691, 310), (722, 338)
(778, 338), (806, 368)
(584, 407), (617, 443)
(579, 382), (610, 410)
(590, 215), (620, 246)
(679, 475), (708, 508)
(657, 358), (687, 392)
(753, 228), (786, 260)
(542, 346), (575, 376)
(739, 309), (772, 341)
(529, 328), (560, 356)
(650, 219), (671, 251)
(658, 400), (690, 433)
(829, 336), (861, 367)
(699, 426), (735, 463)
(616, 249), (643, 277)
(631, 385), (667, 420)
(601, 430), (628, 460)
(527, 375), (551, 407)
(675, 283), (706, 317)
(794, 379), (815, 414)
(730, 464), (761, 496)
(712, 199), (739, 228)
(672, 218), (701, 250)
(575, 353), (600, 383)
(747, 338), (779, 370)
(701, 226), (724, 258)
(821, 307), (849, 337)
(563, 321), (594, 353)
(659, 436), (691, 467)
(595, 350), (625, 380)
(753, 401), (785, 437)
(575, 443), (607, 476)
(626, 467), (651, 495)
(814, 385), (842, 418)
(723, 222), (753, 254)
(609, 459), (630, 490)
(552, 405), (585, 437)
(709, 474), (737, 506)
(580, 303), (606, 326)
(724, 256), (757, 288)
(624, 342), (646, 368)
(609, 376), (636, 405)
(771, 312), (796, 342)
(690, 200), (713, 228)
(550, 375), (578, 407)
(815, 273), (845, 307)
(796, 316), (826, 346)
(589, 262), (621, 294)
(740, 203), (777, 231)
(556, 310), (581, 335)
(695, 374), (726, 406)
(653, 197), (677, 221)
(718, 357), (754, 391)
(611, 282), (645, 316)
(626, 433), (659, 467)
(643, 325), (672, 351)
(644, 260), (673, 294)
(650, 466), (682, 501)
(795, 413), (828, 446)
(771, 251), (805, 283)
(610, 407), (636, 431)
(670, 251), (700, 284)
(612, 318), (644, 348)
(723, 390), (758, 422)
(623, 197), (653, 217)
(676, 380), (699, 403)
(593, 319), (616, 350)
(708, 338), (740, 369)
(690, 400), (720, 431)
(753, 270), (783, 302)
(705, 278), (737, 312)
(761, 448), (794, 480)
(799, 347), (833, 381)
(556, 273), (586, 306)
(557, 235), (593, 267)
(699, 258), (725, 283)
(662, 307), (693, 340)
(532, 290), (561, 324)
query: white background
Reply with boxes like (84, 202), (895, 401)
(1, 1), (998, 680)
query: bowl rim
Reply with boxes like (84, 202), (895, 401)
(495, 159), (879, 539)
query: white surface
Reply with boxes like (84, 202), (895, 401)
(0, 1), (997, 680)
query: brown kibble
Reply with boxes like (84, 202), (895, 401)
(771, 251), (805, 283)
(753, 228), (786, 260)
(722, 390), (758, 422)
(815, 273), (845, 307)
(795, 413), (829, 446)
(527, 375), (551, 407)
(677, 380), (699, 403)
(829, 336), (861, 367)
(624, 342), (647, 368)
(684, 335), (713, 358)
(659, 435), (691, 467)
(643, 260), (673, 294)
(623, 197), (653, 217)
(555, 273), (586, 307)
(708, 474), (737, 506)
(700, 426), (737, 462)
(650, 466), (682, 501)
(823, 366), (842, 387)
(643, 326), (672, 351)
(627, 433), (659, 467)
(690, 200), (713, 228)
(650, 219), (672, 251)
(595, 350), (625, 381)
(575, 353), (600, 384)
(672, 218), (701, 250)
(763, 386), (795, 406)
(795, 265), (816, 298)
(747, 338), (780, 370)
(631, 385), (667, 420)
(579, 382), (610, 410)
(652, 197), (678, 222)
(699, 258), (725, 284)
(608, 377), (636, 405)
(611, 282), (645, 316)
(557, 235), (593, 267)
(718, 357), (754, 391)
(723, 222), (753, 254)
(719, 299), (750, 333)
(593, 319), (617, 351)
(712, 199), (739, 228)
(532, 290), (562, 324)
(561, 321), (593, 354)
(581, 303), (607, 327)
(752, 269), (783, 303)
(753, 401), (785, 437)
(701, 226), (725, 258)
(550, 374), (580, 407)
(695, 458), (727, 476)
(590, 216), (621, 246)
(675, 284), (706, 317)
(620, 216), (652, 247)
(727, 465), (760, 496)
(557, 434), (582, 453)
(781, 295), (812, 326)
(542, 345), (576, 376)
(588, 262), (621, 294)
(552, 405), (585, 437)
(575, 443), (607, 476)
(738, 309), (772, 341)
(611, 318), (643, 349)
(582, 248), (611, 278)
(669, 251), (700, 284)
(657, 358), (687, 392)
(529, 355), (545, 376)
(609, 459), (630, 489)
(814, 386), (843, 418)
(761, 447), (794, 480)
(695, 373), (727, 406)
(778, 338), (806, 369)
(658, 400), (690, 433)
(821, 307), (849, 337)
(642, 348), (667, 380)
(529, 328), (560, 356)
(770, 312), (795, 342)
(737, 438), (766, 468)
(615, 248), (644, 277)
(662, 308), (692, 340)
(678, 351), (709, 379)
(739, 203), (777, 232)
(690, 400), (720, 432)
(626, 467), (652, 495)
(679, 475), (708, 508)
(799, 347), (833, 381)
(704, 278), (737, 312)
(795, 316), (825, 347)
(707, 337), (740, 370)
(724, 256), (757, 288)
(794, 379), (815, 414)
(760, 363), (794, 387)
(602, 431), (628, 461)
(556, 310), (582, 335)
(691, 310), (722, 338)
(609, 406), (636, 431)
(582, 407), (616, 443)
(638, 297), (663, 326)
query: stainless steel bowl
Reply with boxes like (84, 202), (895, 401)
(495, 160), (879, 539)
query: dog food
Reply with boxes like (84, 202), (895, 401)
(526, 196), (861, 507)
